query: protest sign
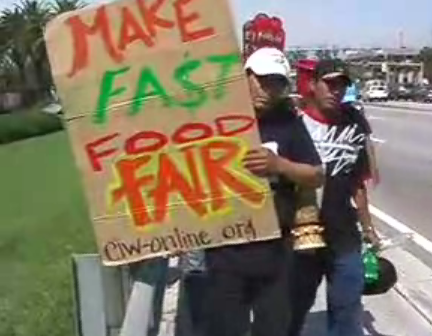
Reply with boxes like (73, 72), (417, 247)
(45, 0), (280, 266)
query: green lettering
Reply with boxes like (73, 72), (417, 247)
(131, 67), (173, 116)
(173, 55), (207, 114)
(207, 53), (241, 99)
(94, 67), (130, 124)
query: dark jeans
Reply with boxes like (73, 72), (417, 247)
(177, 272), (209, 336)
(204, 266), (291, 336)
(289, 249), (364, 336)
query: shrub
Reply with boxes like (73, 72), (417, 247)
(0, 109), (64, 144)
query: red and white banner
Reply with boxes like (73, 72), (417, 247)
(242, 13), (286, 61)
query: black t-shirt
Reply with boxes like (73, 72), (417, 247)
(302, 105), (370, 254)
(341, 102), (372, 135)
(205, 102), (321, 276)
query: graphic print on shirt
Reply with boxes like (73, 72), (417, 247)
(262, 141), (279, 183)
(302, 114), (366, 177)
(262, 141), (279, 154)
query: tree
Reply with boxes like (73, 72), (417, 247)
(417, 47), (432, 83)
(50, 0), (86, 13)
(0, 0), (87, 103)
(19, 0), (51, 97)
(0, 7), (28, 90)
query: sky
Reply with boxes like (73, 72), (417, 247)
(1, 0), (431, 48)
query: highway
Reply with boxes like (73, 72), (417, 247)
(366, 103), (432, 242)
(362, 102), (432, 281)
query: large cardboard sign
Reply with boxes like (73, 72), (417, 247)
(45, 0), (280, 266)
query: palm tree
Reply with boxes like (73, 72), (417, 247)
(28, 0), (87, 97)
(50, 0), (86, 13)
(19, 0), (51, 98)
(0, 7), (28, 91)
(417, 47), (432, 83)
(0, 0), (87, 103)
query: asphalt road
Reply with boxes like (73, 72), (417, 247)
(365, 103), (432, 243)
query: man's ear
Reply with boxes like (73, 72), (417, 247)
(308, 80), (316, 95)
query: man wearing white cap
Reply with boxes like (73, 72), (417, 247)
(203, 47), (324, 336)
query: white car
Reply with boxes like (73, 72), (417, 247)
(364, 86), (389, 102)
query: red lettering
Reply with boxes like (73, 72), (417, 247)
(172, 123), (213, 144)
(174, 0), (215, 42)
(67, 6), (122, 77)
(125, 131), (168, 155)
(150, 153), (207, 222)
(181, 145), (207, 200)
(215, 115), (255, 137)
(118, 6), (154, 51)
(201, 140), (265, 211)
(136, 0), (175, 37)
(111, 156), (154, 227)
(85, 133), (120, 172)
(109, 134), (266, 227)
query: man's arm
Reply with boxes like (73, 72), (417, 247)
(242, 148), (324, 188)
(275, 157), (324, 188)
(351, 132), (381, 247)
(350, 107), (380, 187)
(353, 182), (380, 247)
(279, 115), (324, 188)
(365, 137), (380, 187)
(243, 116), (324, 188)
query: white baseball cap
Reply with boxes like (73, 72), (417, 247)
(244, 47), (291, 79)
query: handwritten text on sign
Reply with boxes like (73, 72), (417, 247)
(45, 0), (280, 265)
(67, 0), (215, 78)
(93, 53), (239, 124)
(86, 115), (266, 228)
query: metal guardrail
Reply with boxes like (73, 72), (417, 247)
(71, 254), (170, 336)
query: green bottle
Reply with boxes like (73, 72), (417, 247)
(363, 248), (379, 284)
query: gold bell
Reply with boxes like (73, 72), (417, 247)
(291, 188), (326, 251)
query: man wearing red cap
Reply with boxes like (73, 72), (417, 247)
(295, 59), (380, 247)
(288, 59), (380, 336)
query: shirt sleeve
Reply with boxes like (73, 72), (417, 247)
(342, 103), (373, 135)
(356, 110), (373, 135)
(283, 117), (322, 166)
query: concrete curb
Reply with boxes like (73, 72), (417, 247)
(393, 283), (432, 327)
(366, 102), (432, 112)
(381, 247), (432, 328)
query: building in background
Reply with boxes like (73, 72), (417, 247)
(345, 48), (424, 87)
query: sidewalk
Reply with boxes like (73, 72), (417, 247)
(157, 246), (432, 336)
(304, 246), (432, 336)
(305, 277), (432, 336)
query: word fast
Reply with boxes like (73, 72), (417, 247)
(95, 52), (239, 124)
(66, 0), (215, 77)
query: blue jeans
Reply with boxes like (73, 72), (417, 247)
(288, 249), (364, 336)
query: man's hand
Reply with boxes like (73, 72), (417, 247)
(364, 227), (382, 250)
(371, 167), (381, 188)
(242, 148), (280, 177)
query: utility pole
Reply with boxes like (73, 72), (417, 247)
(399, 30), (406, 49)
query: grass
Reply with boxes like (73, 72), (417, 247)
(0, 132), (96, 336)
